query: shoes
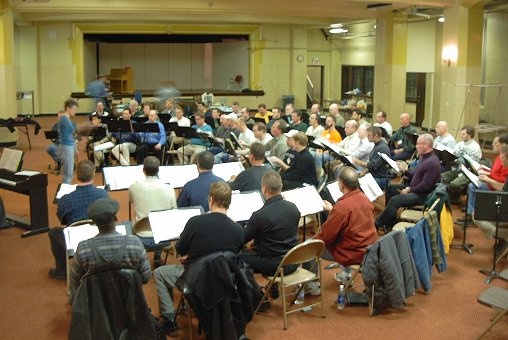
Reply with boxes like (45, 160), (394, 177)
(48, 268), (66, 280)
(304, 282), (321, 296)
(0, 219), (15, 229)
(269, 284), (279, 299)
(495, 239), (508, 258)
(335, 271), (352, 285)
(161, 317), (179, 335)
(258, 300), (271, 313)
(456, 214), (473, 224)
(324, 262), (340, 270)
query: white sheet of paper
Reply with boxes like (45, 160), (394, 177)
(64, 224), (127, 252)
(227, 191), (264, 222)
(378, 152), (400, 172)
(326, 181), (344, 202)
(282, 185), (323, 216)
(56, 184), (105, 200)
(359, 173), (384, 202)
(103, 165), (145, 191)
(463, 154), (490, 172)
(93, 141), (115, 152)
(15, 170), (40, 176)
(158, 165), (199, 188)
(213, 162), (245, 182)
(148, 208), (203, 244)
(0, 148), (23, 172)
(434, 142), (455, 154)
(460, 164), (480, 188)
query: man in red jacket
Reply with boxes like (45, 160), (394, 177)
(315, 166), (378, 284)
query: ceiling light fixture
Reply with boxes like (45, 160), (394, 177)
(438, 16), (445, 23)
(329, 23), (348, 34)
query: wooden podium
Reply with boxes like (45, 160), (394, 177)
(109, 67), (134, 93)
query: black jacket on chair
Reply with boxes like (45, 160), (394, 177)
(177, 251), (261, 340)
(69, 268), (158, 340)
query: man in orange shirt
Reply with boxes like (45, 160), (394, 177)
(312, 115), (343, 168)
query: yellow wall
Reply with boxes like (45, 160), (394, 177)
(0, 7), (17, 143)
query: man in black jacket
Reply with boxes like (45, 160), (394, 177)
(354, 126), (391, 190)
(154, 182), (245, 335)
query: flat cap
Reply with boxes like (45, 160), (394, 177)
(88, 198), (119, 225)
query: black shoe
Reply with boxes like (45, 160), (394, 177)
(0, 219), (15, 229)
(495, 239), (508, 258)
(270, 284), (279, 299)
(258, 300), (271, 313)
(48, 268), (66, 280)
(161, 317), (179, 335)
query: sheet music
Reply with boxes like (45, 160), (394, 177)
(93, 141), (114, 152)
(213, 162), (245, 182)
(64, 224), (127, 252)
(463, 154), (490, 172)
(149, 208), (203, 244)
(319, 138), (343, 156)
(56, 184), (105, 200)
(0, 148), (23, 172)
(378, 152), (400, 172)
(460, 164), (480, 188)
(15, 170), (40, 176)
(158, 165), (199, 188)
(282, 185), (324, 216)
(434, 142), (455, 154)
(326, 181), (344, 202)
(227, 191), (264, 222)
(103, 165), (145, 190)
(359, 173), (384, 202)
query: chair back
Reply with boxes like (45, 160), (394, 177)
(279, 239), (324, 267)
(132, 216), (153, 238)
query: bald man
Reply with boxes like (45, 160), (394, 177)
(434, 121), (456, 149)
(376, 134), (441, 231)
(329, 103), (345, 128)
(390, 112), (418, 161)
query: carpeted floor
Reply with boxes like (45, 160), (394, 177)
(0, 116), (507, 339)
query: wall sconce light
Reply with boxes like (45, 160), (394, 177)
(442, 45), (458, 66)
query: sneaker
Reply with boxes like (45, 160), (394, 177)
(335, 271), (352, 284)
(0, 219), (15, 229)
(324, 262), (340, 270)
(48, 268), (66, 280)
(161, 317), (179, 335)
(304, 282), (321, 296)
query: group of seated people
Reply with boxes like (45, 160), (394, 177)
(47, 97), (508, 336)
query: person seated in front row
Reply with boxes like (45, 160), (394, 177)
(375, 134), (441, 231)
(177, 112), (212, 165)
(473, 145), (508, 256)
(305, 166), (378, 292)
(390, 112), (418, 161)
(86, 113), (111, 169)
(48, 160), (109, 280)
(111, 109), (138, 166)
(269, 132), (318, 190)
(154, 182), (245, 335)
(241, 172), (301, 278)
(69, 198), (151, 302)
(136, 110), (166, 164)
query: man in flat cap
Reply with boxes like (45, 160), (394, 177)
(69, 198), (151, 302)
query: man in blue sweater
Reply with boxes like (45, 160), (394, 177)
(376, 134), (441, 231)
(136, 110), (166, 164)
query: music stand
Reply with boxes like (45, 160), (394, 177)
(132, 123), (160, 133)
(450, 164), (478, 255)
(131, 116), (148, 123)
(173, 126), (199, 165)
(475, 190), (508, 284)
(252, 117), (267, 124)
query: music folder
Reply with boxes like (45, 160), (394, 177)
(405, 132), (419, 145)
(433, 143), (457, 168)
(227, 190), (265, 222)
(282, 185), (324, 217)
(64, 223), (128, 255)
(319, 139), (357, 169)
(44, 130), (58, 140)
(326, 181), (344, 202)
(378, 152), (400, 172)
(460, 164), (480, 188)
(358, 173), (384, 202)
(158, 164), (199, 188)
(463, 154), (491, 176)
(212, 162), (245, 182)
(148, 207), (204, 244)
(133, 123), (160, 133)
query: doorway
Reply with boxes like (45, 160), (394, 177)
(307, 65), (324, 108)
(406, 73), (426, 127)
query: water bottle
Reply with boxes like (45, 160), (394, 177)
(337, 284), (345, 311)
(294, 284), (305, 305)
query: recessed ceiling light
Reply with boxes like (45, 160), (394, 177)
(438, 16), (445, 23)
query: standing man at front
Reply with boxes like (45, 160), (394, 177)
(241, 172), (301, 277)
(58, 98), (78, 184)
